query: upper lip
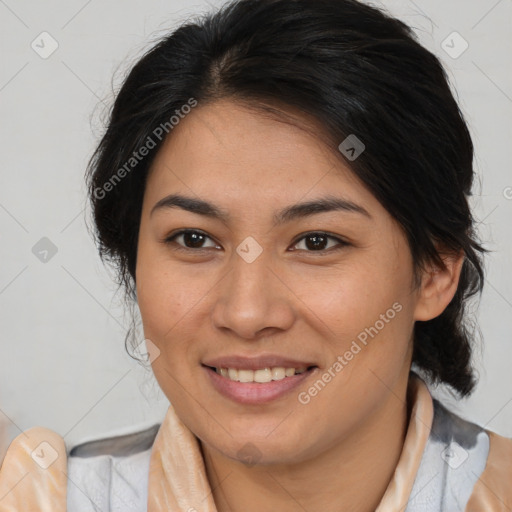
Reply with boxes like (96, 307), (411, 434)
(202, 354), (317, 370)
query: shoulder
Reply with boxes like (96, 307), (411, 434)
(465, 428), (512, 511)
(67, 423), (160, 512)
(406, 399), (512, 512)
(0, 426), (68, 511)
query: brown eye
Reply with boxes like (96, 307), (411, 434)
(291, 232), (348, 252)
(165, 230), (220, 250)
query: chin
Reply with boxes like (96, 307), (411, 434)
(203, 426), (314, 467)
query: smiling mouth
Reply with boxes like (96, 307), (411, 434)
(204, 365), (317, 383)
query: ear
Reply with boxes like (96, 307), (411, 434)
(413, 250), (465, 321)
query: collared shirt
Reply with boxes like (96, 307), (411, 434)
(1, 374), (511, 511)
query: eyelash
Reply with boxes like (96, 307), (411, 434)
(163, 229), (349, 255)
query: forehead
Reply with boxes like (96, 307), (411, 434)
(145, 99), (379, 217)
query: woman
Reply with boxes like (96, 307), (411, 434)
(1, 0), (511, 510)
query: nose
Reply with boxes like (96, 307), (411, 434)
(211, 247), (296, 340)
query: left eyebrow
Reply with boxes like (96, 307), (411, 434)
(149, 193), (372, 225)
(273, 195), (372, 225)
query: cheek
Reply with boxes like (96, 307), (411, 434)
(135, 256), (201, 406)
(136, 240), (208, 335)
(295, 260), (407, 339)
(296, 250), (415, 385)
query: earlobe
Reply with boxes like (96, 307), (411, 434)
(413, 251), (465, 321)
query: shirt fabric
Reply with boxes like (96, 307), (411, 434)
(65, 375), (491, 511)
(1, 373), (511, 511)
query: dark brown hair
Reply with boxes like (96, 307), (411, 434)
(87, 0), (486, 396)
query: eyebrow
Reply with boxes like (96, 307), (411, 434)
(150, 193), (371, 225)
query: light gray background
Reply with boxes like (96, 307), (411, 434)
(1, 0), (511, 456)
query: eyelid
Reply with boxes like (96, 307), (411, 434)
(163, 229), (349, 253)
(290, 231), (349, 253)
(163, 229), (220, 250)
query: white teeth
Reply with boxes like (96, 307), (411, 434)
(271, 367), (285, 380)
(215, 366), (309, 383)
(254, 368), (272, 383)
(238, 369), (254, 383)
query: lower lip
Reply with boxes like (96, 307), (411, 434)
(203, 366), (316, 405)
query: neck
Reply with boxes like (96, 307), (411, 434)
(202, 376), (411, 512)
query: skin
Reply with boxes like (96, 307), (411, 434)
(136, 99), (463, 512)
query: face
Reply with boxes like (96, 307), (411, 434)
(136, 99), (421, 465)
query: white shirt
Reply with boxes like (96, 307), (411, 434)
(66, 399), (490, 512)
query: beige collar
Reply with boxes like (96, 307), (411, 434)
(147, 374), (434, 512)
(0, 374), (434, 511)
